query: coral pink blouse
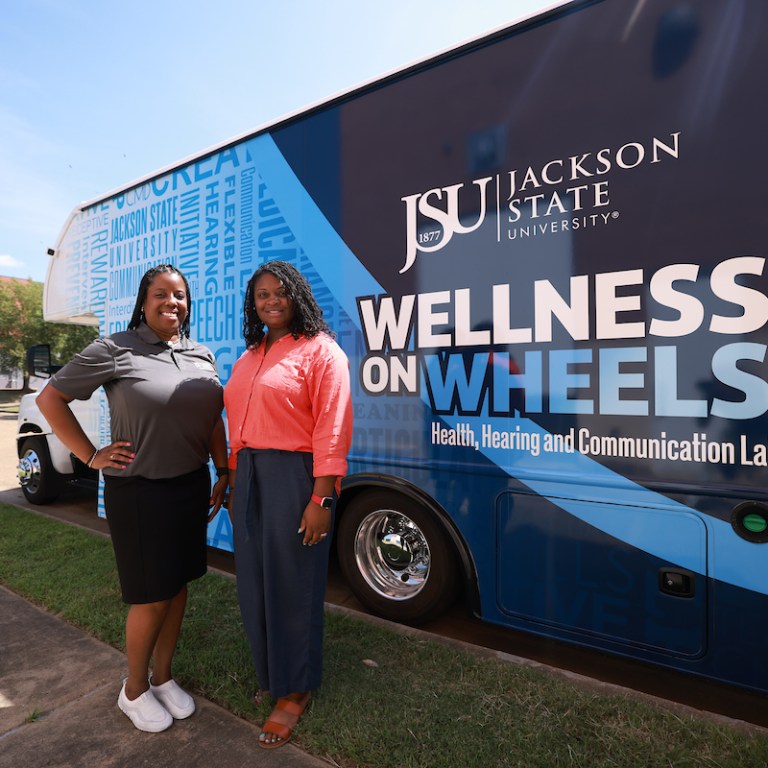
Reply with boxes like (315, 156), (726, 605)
(224, 333), (353, 484)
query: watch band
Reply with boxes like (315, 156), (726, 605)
(311, 493), (333, 509)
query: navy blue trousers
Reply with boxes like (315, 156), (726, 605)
(232, 449), (332, 698)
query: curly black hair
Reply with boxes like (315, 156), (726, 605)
(242, 260), (333, 348)
(127, 264), (192, 337)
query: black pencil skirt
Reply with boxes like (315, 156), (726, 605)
(103, 465), (210, 604)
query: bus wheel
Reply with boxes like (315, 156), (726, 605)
(337, 491), (459, 625)
(18, 436), (61, 505)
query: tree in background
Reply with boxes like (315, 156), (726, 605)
(0, 278), (97, 390)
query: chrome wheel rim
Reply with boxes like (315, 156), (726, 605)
(354, 509), (431, 600)
(18, 449), (42, 492)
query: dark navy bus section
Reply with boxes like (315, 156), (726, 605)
(46, 0), (768, 695)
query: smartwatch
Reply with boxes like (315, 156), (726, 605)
(311, 493), (333, 509)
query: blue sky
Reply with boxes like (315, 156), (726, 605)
(0, 0), (555, 283)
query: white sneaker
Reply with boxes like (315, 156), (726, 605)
(117, 681), (173, 732)
(149, 678), (195, 719)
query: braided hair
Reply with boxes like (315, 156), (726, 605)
(242, 260), (333, 348)
(127, 264), (192, 337)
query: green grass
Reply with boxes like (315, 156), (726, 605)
(2, 502), (768, 768)
(0, 390), (21, 413)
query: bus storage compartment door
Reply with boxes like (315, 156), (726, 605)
(495, 492), (708, 658)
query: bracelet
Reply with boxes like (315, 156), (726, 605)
(86, 448), (99, 469)
(215, 466), (229, 478)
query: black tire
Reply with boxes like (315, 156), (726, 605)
(18, 436), (62, 504)
(336, 490), (459, 624)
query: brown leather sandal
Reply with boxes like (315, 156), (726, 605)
(258, 693), (311, 750)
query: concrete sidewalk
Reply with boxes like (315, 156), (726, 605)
(0, 585), (329, 768)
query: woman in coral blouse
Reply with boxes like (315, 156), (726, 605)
(224, 260), (352, 749)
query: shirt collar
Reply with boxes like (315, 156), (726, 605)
(134, 322), (193, 349)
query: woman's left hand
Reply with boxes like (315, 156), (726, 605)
(208, 475), (229, 521)
(298, 503), (331, 546)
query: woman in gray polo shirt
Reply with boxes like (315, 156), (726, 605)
(38, 264), (228, 734)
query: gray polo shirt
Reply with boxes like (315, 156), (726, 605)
(51, 323), (223, 479)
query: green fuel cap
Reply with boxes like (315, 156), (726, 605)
(743, 513), (768, 534)
(732, 503), (768, 542)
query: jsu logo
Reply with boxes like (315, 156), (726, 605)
(400, 176), (492, 274)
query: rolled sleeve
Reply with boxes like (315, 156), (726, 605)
(310, 345), (353, 480)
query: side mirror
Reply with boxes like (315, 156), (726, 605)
(27, 344), (53, 379)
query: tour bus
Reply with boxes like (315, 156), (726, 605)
(27, 0), (768, 695)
